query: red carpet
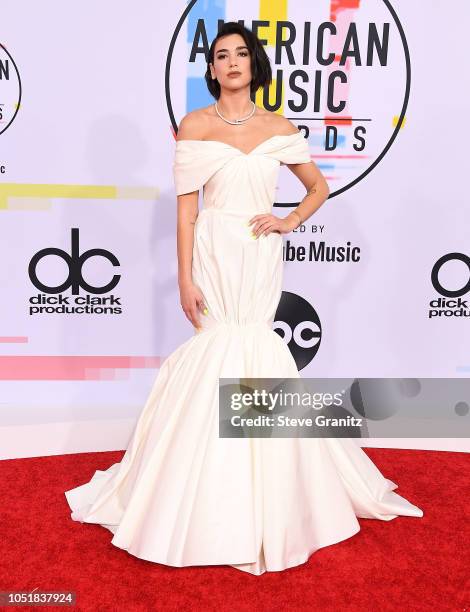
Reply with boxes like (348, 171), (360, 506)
(0, 448), (468, 611)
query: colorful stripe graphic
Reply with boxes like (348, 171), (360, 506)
(0, 356), (163, 380)
(0, 184), (159, 210)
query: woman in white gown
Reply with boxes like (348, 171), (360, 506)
(64, 22), (423, 576)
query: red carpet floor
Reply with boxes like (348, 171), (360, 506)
(0, 448), (468, 611)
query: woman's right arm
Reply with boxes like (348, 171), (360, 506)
(176, 190), (206, 331)
(175, 113), (207, 331)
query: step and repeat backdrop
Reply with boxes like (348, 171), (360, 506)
(1, 1), (468, 458)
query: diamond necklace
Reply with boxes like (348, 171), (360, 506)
(214, 101), (256, 125)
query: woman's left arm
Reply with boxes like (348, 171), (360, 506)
(284, 160), (330, 231)
(248, 160), (330, 238)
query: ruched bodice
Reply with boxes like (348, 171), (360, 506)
(170, 132), (312, 330)
(173, 131), (311, 214)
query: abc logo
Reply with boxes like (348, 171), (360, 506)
(431, 252), (470, 298)
(274, 291), (322, 370)
(29, 228), (120, 295)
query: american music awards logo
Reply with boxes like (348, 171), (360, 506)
(165, 0), (410, 202)
(0, 42), (21, 136)
(27, 228), (123, 316)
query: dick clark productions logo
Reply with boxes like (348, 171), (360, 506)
(428, 252), (470, 319)
(28, 228), (122, 316)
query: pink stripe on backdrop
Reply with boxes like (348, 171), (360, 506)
(0, 337), (29, 343)
(0, 356), (162, 380)
(312, 154), (370, 159)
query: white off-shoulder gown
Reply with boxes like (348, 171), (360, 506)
(64, 132), (423, 575)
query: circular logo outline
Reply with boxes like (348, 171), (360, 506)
(165, 0), (411, 206)
(0, 42), (22, 136)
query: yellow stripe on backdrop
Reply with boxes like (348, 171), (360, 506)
(0, 184), (160, 209)
(256, 0), (288, 114)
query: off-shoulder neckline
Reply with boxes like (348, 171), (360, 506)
(175, 131), (303, 156)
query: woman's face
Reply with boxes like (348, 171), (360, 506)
(210, 33), (252, 94)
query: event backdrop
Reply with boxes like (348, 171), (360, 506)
(1, 1), (469, 458)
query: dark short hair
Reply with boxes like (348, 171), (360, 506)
(205, 22), (272, 100)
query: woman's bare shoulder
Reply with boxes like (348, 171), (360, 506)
(258, 108), (301, 136)
(176, 105), (214, 141)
